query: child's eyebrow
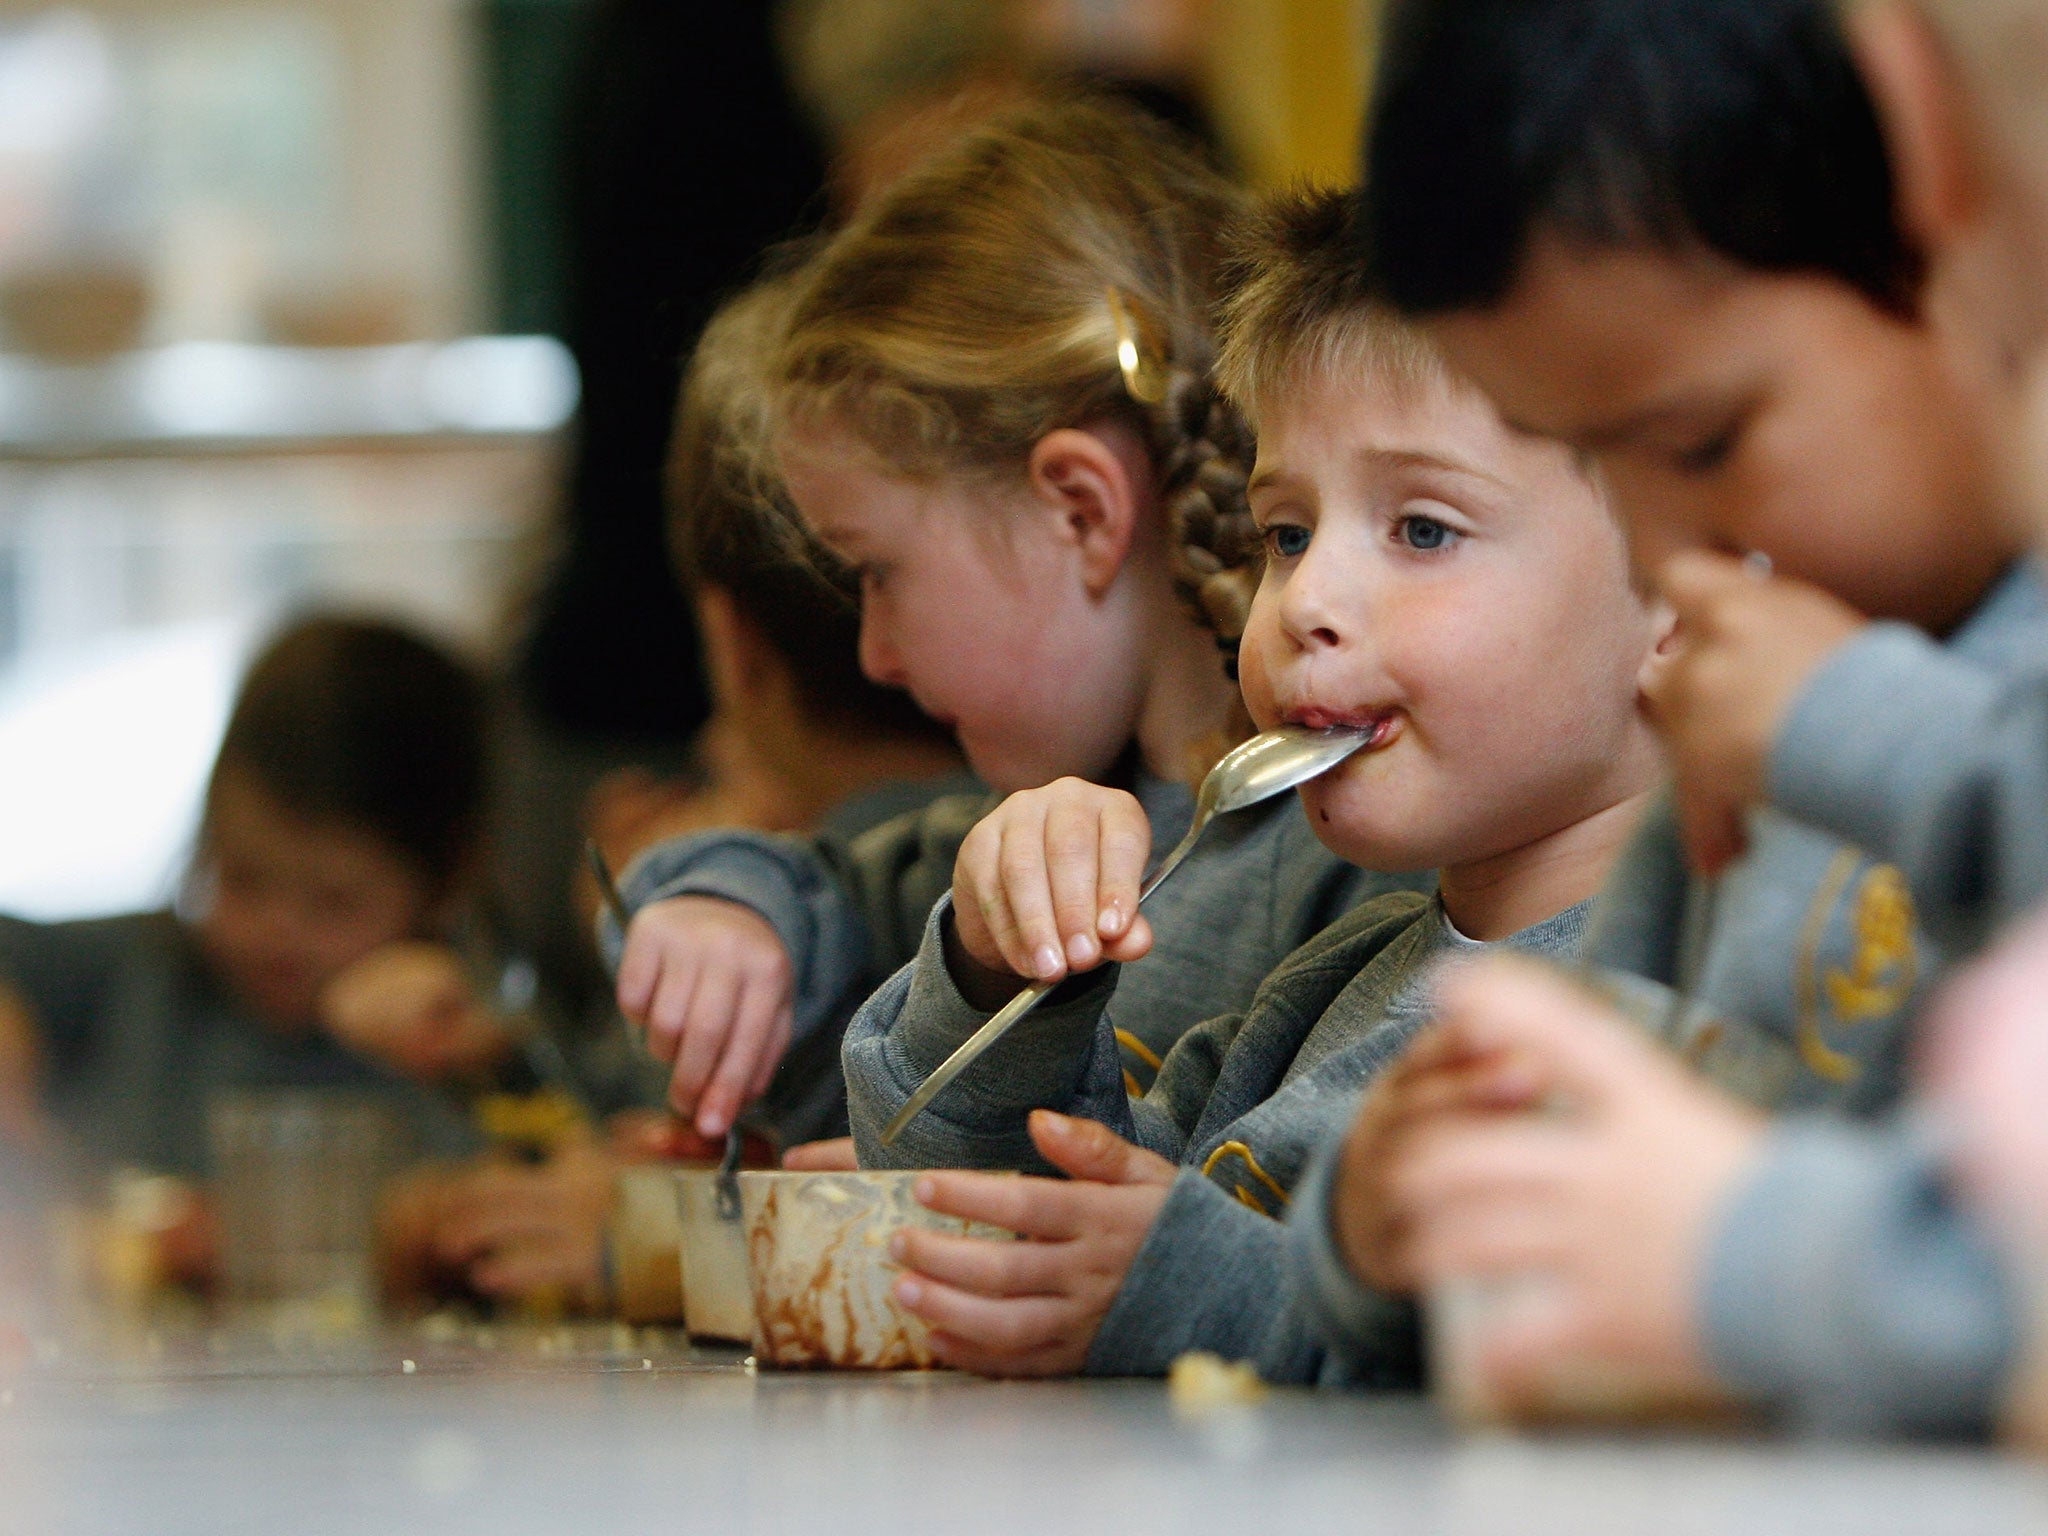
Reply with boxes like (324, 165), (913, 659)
(1358, 445), (1514, 492)
(1246, 465), (1307, 497)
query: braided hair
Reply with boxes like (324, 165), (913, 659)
(763, 93), (1264, 680)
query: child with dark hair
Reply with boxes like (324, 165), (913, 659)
(0, 614), (487, 1181)
(1350, 0), (2048, 1114)
(1360, 0), (2035, 955)
(1299, 0), (2048, 1432)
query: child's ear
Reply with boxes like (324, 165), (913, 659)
(1852, 0), (1986, 256)
(1027, 426), (1148, 596)
(695, 585), (762, 704)
(1637, 598), (1681, 699)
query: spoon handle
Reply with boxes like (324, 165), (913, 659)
(880, 814), (1211, 1146)
(715, 1126), (744, 1220)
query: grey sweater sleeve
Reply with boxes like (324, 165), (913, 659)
(1281, 1139), (1424, 1388)
(601, 831), (868, 1050)
(843, 897), (1139, 1173)
(1769, 623), (2048, 953)
(1084, 1168), (1408, 1385)
(1701, 1115), (2017, 1437)
(843, 894), (1252, 1171)
(597, 792), (996, 1048)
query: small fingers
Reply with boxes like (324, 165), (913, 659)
(914, 1170), (1081, 1240)
(782, 1137), (858, 1171)
(1094, 795), (1153, 942)
(923, 1329), (1078, 1379)
(642, 961), (698, 1067)
(996, 806), (1065, 982)
(954, 822), (1032, 980)
(1390, 1122), (1573, 1222)
(698, 973), (781, 1137)
(891, 1227), (1069, 1297)
(1404, 1194), (1578, 1286)
(668, 967), (738, 1118)
(1098, 912), (1153, 965)
(1043, 796), (1105, 970)
(890, 1273), (1073, 1358)
(615, 925), (662, 1020)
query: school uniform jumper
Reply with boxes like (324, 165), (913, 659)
(605, 773), (1423, 1147)
(845, 887), (1588, 1383)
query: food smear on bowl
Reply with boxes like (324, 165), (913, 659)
(740, 1171), (1006, 1370)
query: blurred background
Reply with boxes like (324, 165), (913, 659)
(0, 0), (1375, 997)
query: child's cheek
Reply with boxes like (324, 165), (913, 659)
(1234, 610), (1286, 732)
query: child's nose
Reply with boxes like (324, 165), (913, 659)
(858, 615), (908, 689)
(1277, 566), (1348, 651)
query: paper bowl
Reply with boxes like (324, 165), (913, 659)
(739, 1170), (1006, 1370)
(673, 1168), (754, 1343)
(610, 1165), (685, 1324)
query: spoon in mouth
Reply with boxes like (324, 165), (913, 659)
(881, 723), (1375, 1145)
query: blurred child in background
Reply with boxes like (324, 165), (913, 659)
(331, 268), (970, 1147)
(605, 97), (1423, 1156)
(0, 615), (487, 1281)
(364, 268), (976, 1309)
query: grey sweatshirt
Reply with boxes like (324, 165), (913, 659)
(1284, 958), (1804, 1387)
(1695, 566), (2048, 1437)
(0, 911), (478, 1179)
(1587, 565), (2048, 1121)
(606, 774), (1419, 1146)
(1768, 562), (2048, 957)
(1289, 568), (2048, 1406)
(844, 886), (1588, 1383)
(1701, 1115), (2017, 1436)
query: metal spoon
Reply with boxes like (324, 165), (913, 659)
(714, 1125), (744, 1220)
(881, 724), (1376, 1145)
(585, 839), (632, 931)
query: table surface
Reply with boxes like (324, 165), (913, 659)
(5, 1325), (2048, 1536)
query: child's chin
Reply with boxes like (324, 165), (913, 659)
(1299, 784), (1426, 871)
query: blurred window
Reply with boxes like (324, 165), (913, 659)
(0, 4), (553, 922)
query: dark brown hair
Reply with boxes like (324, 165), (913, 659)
(208, 615), (488, 894)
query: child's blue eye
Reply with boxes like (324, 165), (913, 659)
(1399, 515), (1454, 551)
(1264, 524), (1312, 559)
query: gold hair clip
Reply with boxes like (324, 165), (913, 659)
(1106, 288), (1169, 405)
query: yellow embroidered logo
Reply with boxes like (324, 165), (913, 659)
(1115, 1028), (1164, 1099)
(1825, 865), (1919, 1022)
(1794, 855), (1919, 1083)
(1200, 1141), (1289, 1217)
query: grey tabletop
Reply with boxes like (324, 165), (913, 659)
(5, 1328), (2048, 1536)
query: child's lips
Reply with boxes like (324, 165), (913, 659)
(1283, 707), (1399, 750)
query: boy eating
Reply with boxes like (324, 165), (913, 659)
(1311, 0), (2048, 1433)
(840, 190), (1671, 1383)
